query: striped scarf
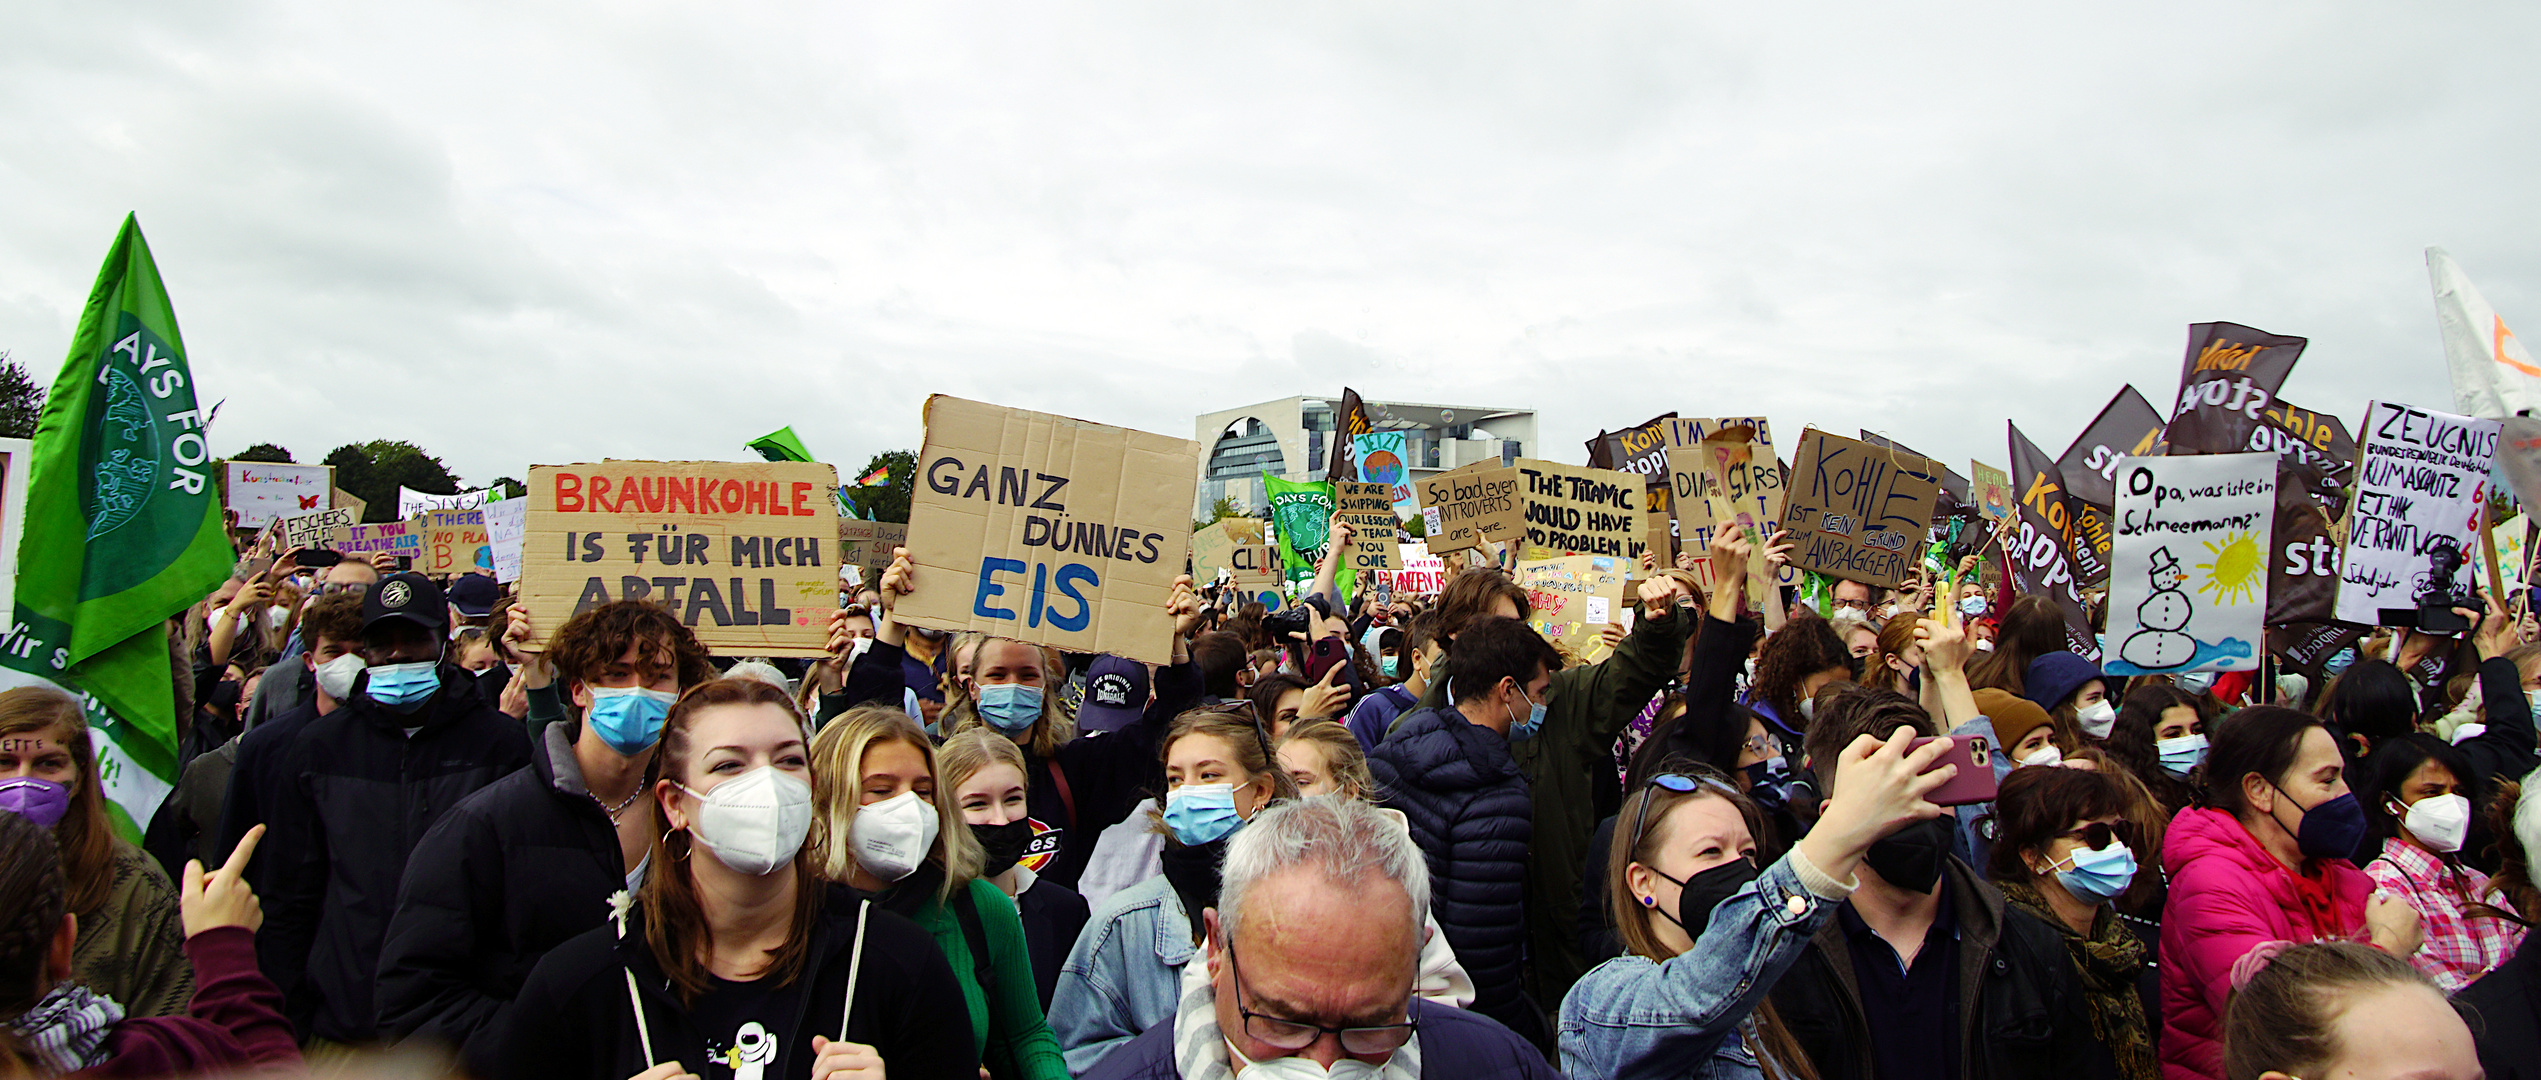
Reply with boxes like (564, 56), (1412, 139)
(8, 982), (124, 1074)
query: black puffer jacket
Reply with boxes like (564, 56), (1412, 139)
(1770, 857), (2119, 1080)
(495, 886), (975, 1080)
(260, 666), (531, 1042)
(1367, 704), (1539, 1044)
(376, 720), (634, 1074)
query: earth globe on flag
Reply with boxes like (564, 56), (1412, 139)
(1361, 449), (1406, 486)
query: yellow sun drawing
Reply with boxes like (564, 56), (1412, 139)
(2194, 530), (2263, 607)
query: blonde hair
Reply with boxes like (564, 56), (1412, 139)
(938, 725), (1031, 795)
(1149, 707), (1301, 834)
(941, 637), (1077, 756)
(809, 705), (981, 902)
(1271, 720), (1377, 801)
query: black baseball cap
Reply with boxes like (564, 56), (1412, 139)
(363, 572), (451, 636)
(1076, 654), (1150, 734)
(447, 572), (500, 618)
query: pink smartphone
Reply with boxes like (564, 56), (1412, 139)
(1909, 735), (1999, 806)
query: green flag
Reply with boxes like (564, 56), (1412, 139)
(748, 426), (817, 463)
(1262, 476), (1355, 602)
(1, 215), (232, 835)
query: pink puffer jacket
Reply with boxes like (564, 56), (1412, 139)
(2158, 806), (2373, 1080)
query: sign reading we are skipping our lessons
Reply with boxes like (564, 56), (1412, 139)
(522, 460), (840, 654)
(897, 396), (1200, 666)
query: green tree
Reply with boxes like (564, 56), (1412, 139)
(0, 351), (43, 440)
(1402, 510), (1427, 540)
(1192, 495), (1243, 534)
(847, 450), (916, 523)
(488, 476), (527, 500)
(230, 443), (294, 463)
(323, 440), (461, 522)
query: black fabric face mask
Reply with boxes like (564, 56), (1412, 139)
(971, 818), (1033, 878)
(1647, 855), (1762, 938)
(1863, 816), (1954, 894)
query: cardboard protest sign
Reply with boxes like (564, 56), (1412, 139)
(2056, 386), (2168, 509)
(1335, 482), (1401, 572)
(2104, 453), (2275, 675)
(2005, 423), (2102, 659)
(1970, 462), (2014, 524)
(2334, 402), (2501, 627)
(275, 507), (356, 551)
(1693, 430), (1783, 603)
(399, 486), (491, 519)
(421, 509), (491, 577)
(1350, 431), (1419, 517)
(1414, 462), (1522, 553)
(1513, 554), (1630, 664)
(1191, 518), (1280, 588)
(1513, 459), (1644, 560)
(895, 396), (1199, 665)
(1776, 429), (1940, 589)
(2268, 464), (2342, 626)
(2472, 513), (2529, 594)
(1663, 416), (1773, 544)
(1643, 484), (1677, 563)
(835, 520), (909, 582)
(2164, 322), (2307, 456)
(522, 460), (840, 655)
(331, 487), (366, 522)
(328, 518), (424, 560)
(224, 462), (333, 529)
(484, 498), (528, 584)
(1859, 432), (1968, 517)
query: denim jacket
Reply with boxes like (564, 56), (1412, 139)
(1558, 851), (1840, 1079)
(1052, 859), (1478, 1076)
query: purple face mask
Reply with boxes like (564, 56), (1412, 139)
(0, 777), (70, 828)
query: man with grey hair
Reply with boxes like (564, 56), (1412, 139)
(1083, 796), (1557, 1079)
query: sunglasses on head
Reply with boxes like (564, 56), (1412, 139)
(2058, 820), (2137, 850)
(1626, 771), (1741, 854)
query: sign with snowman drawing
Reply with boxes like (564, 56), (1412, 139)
(2105, 452), (2276, 676)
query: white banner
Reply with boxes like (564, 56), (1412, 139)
(399, 485), (490, 519)
(2431, 247), (2541, 421)
(2336, 401), (2501, 626)
(2105, 453), (2274, 675)
(225, 462), (334, 529)
(484, 498), (528, 584)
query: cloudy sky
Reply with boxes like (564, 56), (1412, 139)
(4, 2), (2537, 490)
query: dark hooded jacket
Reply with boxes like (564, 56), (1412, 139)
(1367, 703), (1540, 1046)
(376, 720), (637, 1073)
(257, 664), (531, 1042)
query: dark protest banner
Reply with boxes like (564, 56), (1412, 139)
(2268, 463), (2343, 626)
(898, 397), (1198, 665)
(1777, 429), (1941, 589)
(1513, 458), (1644, 560)
(1323, 388), (1374, 483)
(1414, 462), (1522, 554)
(2103, 452), (2273, 676)
(2007, 423), (2101, 660)
(1592, 413), (1677, 481)
(2056, 385), (2167, 509)
(2262, 399), (2357, 470)
(525, 460), (839, 655)
(1335, 482), (1401, 572)
(2333, 401), (2500, 627)
(2163, 322), (2307, 455)
(1859, 431), (1968, 516)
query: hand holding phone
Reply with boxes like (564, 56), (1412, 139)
(1908, 734), (1998, 806)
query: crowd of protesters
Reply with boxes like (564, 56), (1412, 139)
(0, 493), (2533, 1080)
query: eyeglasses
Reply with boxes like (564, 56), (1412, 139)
(1740, 734), (1779, 760)
(1224, 941), (1418, 1054)
(1627, 772), (1739, 855)
(2057, 821), (2138, 850)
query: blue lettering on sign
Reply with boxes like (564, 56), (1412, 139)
(1045, 563), (1097, 631)
(975, 557), (1026, 619)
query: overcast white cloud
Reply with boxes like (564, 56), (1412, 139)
(4, 1), (2538, 487)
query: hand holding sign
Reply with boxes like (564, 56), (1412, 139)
(1706, 522), (1752, 622)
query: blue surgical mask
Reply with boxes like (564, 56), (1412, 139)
(2156, 733), (2208, 778)
(364, 660), (442, 711)
(1381, 656), (1399, 677)
(585, 685), (679, 756)
(1957, 595), (1988, 617)
(2051, 842), (2138, 905)
(1507, 684), (1546, 743)
(1162, 782), (1244, 845)
(976, 683), (1042, 734)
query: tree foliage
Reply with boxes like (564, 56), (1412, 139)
(489, 476), (527, 500)
(231, 443), (295, 464)
(323, 440), (461, 522)
(0, 352), (44, 440)
(846, 450), (916, 523)
(1191, 495), (1243, 534)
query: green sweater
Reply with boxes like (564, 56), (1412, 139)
(906, 878), (1069, 1080)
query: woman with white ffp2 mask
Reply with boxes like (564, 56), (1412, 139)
(810, 705), (1070, 1079)
(2024, 651), (2115, 742)
(2358, 734), (2527, 992)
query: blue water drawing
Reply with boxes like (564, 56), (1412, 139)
(2107, 636), (2256, 677)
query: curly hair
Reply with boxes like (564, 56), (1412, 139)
(546, 599), (718, 712)
(1752, 613), (1851, 732)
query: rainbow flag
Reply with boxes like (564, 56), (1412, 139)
(856, 464), (891, 487)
